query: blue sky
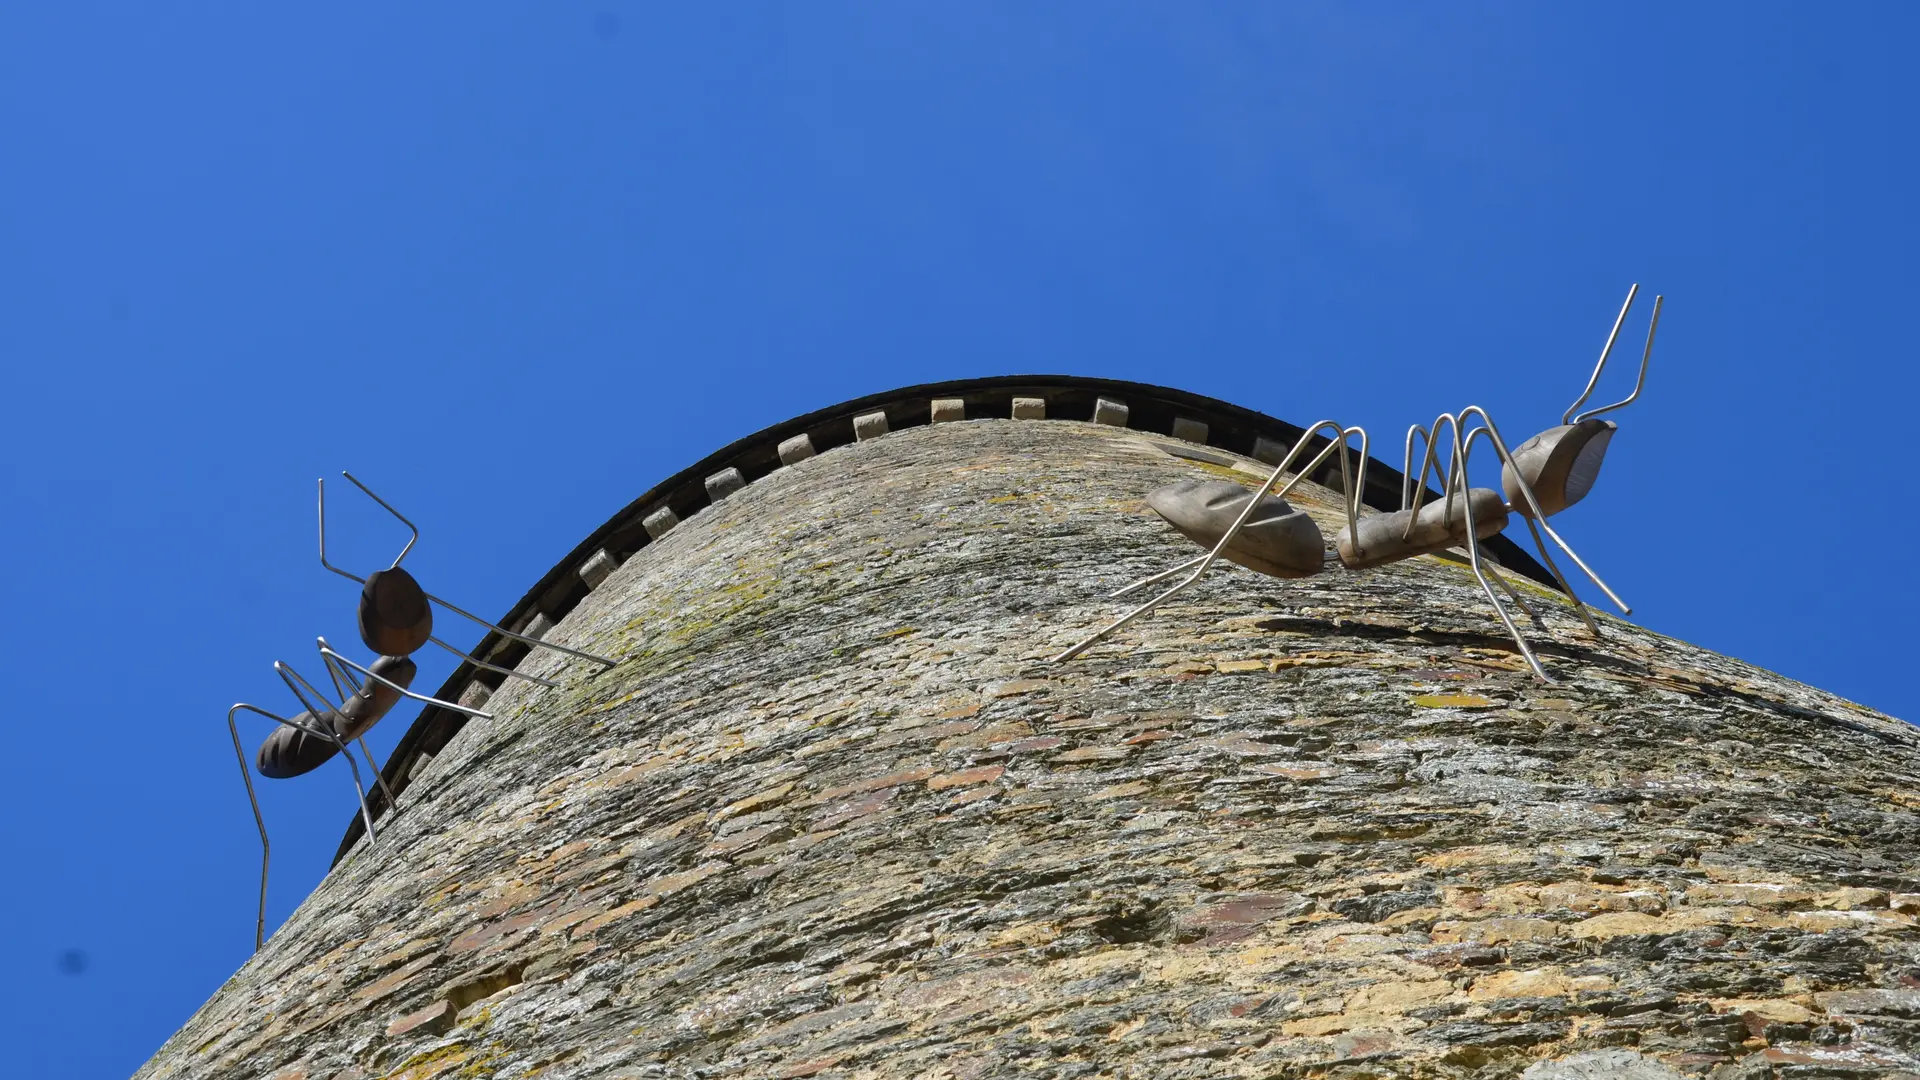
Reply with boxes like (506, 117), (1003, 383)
(3, 4), (1916, 1073)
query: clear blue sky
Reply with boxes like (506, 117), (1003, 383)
(3, 4), (1915, 1073)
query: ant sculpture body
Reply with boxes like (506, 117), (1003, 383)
(1054, 285), (1662, 683)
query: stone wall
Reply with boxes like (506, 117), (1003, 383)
(145, 415), (1920, 1079)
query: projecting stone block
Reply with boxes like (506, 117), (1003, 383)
(457, 683), (491, 710)
(1171, 417), (1210, 444)
(930, 398), (965, 423)
(853, 411), (890, 441)
(643, 507), (680, 539)
(777, 434), (816, 466)
(1091, 397), (1129, 427)
(705, 467), (746, 502)
(1252, 436), (1290, 466)
(404, 750), (435, 783)
(521, 612), (554, 642)
(1010, 397), (1046, 420)
(578, 549), (620, 589)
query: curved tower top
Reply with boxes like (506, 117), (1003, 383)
(150, 378), (1917, 1080)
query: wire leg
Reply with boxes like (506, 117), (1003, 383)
(1537, 518), (1631, 615)
(1110, 555), (1208, 599)
(1462, 531), (1552, 682)
(1053, 564), (1219, 662)
(1482, 558), (1543, 625)
(358, 737), (398, 809)
(1518, 515), (1604, 639)
(430, 635), (560, 688)
(426, 591), (617, 669)
(274, 665), (381, 843)
(227, 708), (270, 952)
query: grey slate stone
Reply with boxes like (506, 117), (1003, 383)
(705, 467), (747, 502)
(1170, 416), (1209, 444)
(777, 433), (816, 465)
(1521, 1051), (1686, 1079)
(577, 549), (620, 590)
(852, 411), (890, 441)
(642, 506), (680, 539)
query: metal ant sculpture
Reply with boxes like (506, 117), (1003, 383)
(228, 639), (491, 949)
(227, 472), (621, 950)
(1054, 286), (1662, 683)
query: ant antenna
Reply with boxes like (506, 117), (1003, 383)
(1563, 284), (1639, 425)
(1571, 294), (1662, 423)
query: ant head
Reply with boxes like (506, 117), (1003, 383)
(1502, 419), (1615, 518)
(358, 567), (433, 657)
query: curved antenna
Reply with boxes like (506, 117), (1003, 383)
(428, 634), (561, 688)
(316, 639), (496, 719)
(341, 471), (418, 569)
(317, 478), (365, 585)
(1564, 285), (1639, 425)
(1572, 294), (1663, 423)
(1056, 420), (1359, 662)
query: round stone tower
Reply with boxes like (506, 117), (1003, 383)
(143, 379), (1920, 1080)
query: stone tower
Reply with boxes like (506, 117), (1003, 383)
(143, 378), (1920, 1080)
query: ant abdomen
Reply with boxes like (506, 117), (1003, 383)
(1146, 480), (1325, 579)
(255, 710), (345, 779)
(358, 567), (433, 656)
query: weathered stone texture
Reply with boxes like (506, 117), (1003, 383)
(143, 418), (1919, 1079)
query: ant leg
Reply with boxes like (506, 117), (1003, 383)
(316, 639), (495, 719)
(1517, 514), (1605, 639)
(426, 592), (617, 669)
(1111, 554), (1208, 599)
(1453, 413), (1607, 639)
(1054, 422), (1353, 662)
(1448, 430), (1551, 682)
(228, 703), (368, 950)
(275, 664), (381, 843)
(356, 737), (397, 811)
(227, 706), (271, 952)
(1459, 515), (1552, 682)
(428, 635), (561, 688)
(1533, 517), (1631, 615)
(1481, 558), (1543, 625)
